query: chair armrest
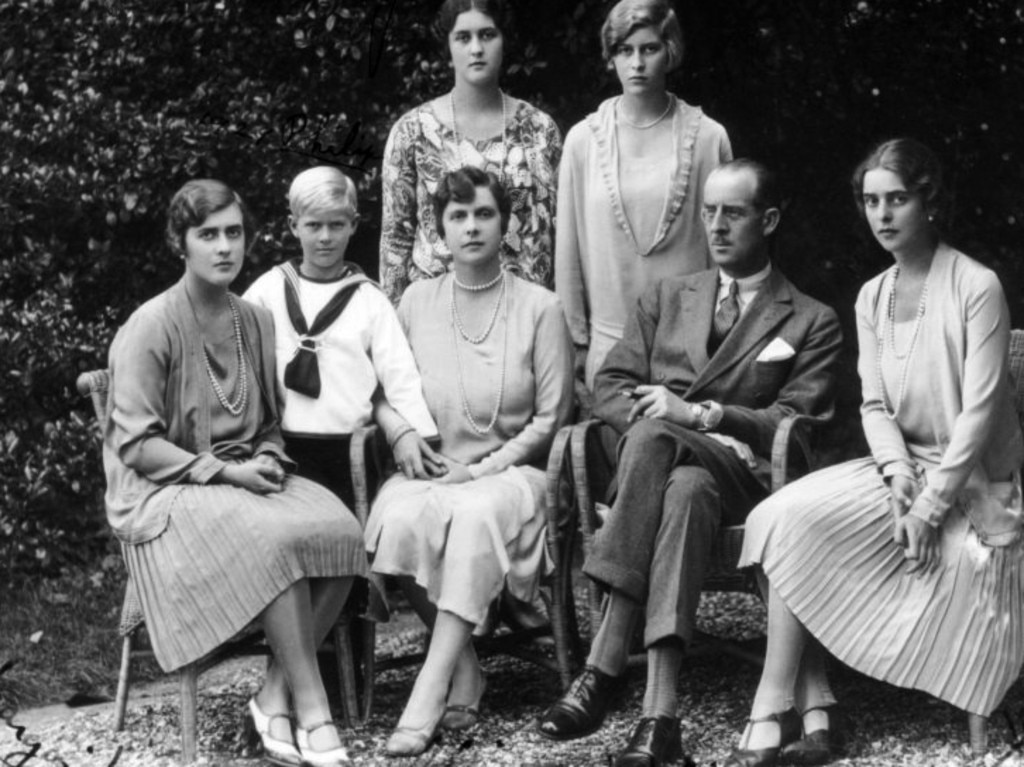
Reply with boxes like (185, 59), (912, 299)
(770, 413), (832, 493)
(569, 419), (614, 538)
(573, 378), (595, 422)
(543, 423), (578, 580)
(76, 369), (110, 435)
(544, 424), (576, 531)
(350, 425), (388, 527)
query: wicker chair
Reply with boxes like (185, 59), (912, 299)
(77, 369), (365, 763)
(346, 421), (584, 716)
(547, 408), (828, 686)
(969, 328), (1024, 754)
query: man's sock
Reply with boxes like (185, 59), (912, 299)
(641, 639), (684, 719)
(586, 590), (640, 678)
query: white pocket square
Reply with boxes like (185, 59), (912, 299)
(756, 337), (795, 362)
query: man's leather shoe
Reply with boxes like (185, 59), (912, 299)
(536, 666), (623, 741)
(615, 717), (693, 766)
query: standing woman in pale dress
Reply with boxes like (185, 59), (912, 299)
(556, 0), (732, 389)
(379, 0), (561, 303)
(104, 180), (369, 767)
(724, 138), (1024, 767)
(365, 167), (574, 756)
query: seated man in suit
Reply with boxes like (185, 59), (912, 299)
(537, 158), (843, 766)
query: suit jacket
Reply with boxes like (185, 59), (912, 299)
(593, 267), (843, 485)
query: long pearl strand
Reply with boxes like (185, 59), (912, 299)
(202, 295), (249, 416)
(452, 271), (506, 345)
(450, 274), (508, 435)
(876, 266), (928, 421)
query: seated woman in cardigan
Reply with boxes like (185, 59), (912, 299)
(725, 138), (1024, 767)
(104, 179), (367, 767)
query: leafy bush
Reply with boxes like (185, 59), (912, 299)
(0, 285), (114, 577)
(2, 0), (1023, 577)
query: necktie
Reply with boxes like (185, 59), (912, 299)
(709, 279), (740, 355)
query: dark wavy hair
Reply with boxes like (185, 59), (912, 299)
(434, 0), (511, 46)
(432, 166), (511, 239)
(851, 138), (947, 223)
(165, 179), (255, 258)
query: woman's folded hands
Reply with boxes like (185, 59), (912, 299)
(217, 455), (286, 494)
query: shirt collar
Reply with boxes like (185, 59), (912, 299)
(719, 262), (772, 294)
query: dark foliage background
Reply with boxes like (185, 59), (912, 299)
(1, 0), (1022, 578)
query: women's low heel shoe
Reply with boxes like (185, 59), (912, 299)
(723, 708), (802, 767)
(442, 679), (487, 731)
(385, 715), (443, 758)
(247, 697), (302, 767)
(780, 706), (847, 765)
(296, 721), (351, 767)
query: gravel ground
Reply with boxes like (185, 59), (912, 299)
(5, 592), (1024, 766)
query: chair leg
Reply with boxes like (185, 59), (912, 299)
(112, 633), (133, 732)
(968, 712), (987, 755)
(179, 664), (198, 763)
(549, 545), (576, 690)
(360, 618), (376, 723)
(333, 620), (359, 729)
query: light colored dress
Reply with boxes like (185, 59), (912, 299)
(379, 97), (562, 304)
(741, 248), (1024, 716)
(554, 96), (732, 386)
(364, 274), (574, 629)
(105, 281), (368, 671)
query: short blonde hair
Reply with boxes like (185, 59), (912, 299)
(288, 166), (358, 219)
(601, 0), (684, 72)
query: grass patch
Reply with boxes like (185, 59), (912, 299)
(0, 560), (161, 711)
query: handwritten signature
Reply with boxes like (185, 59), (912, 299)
(200, 111), (383, 174)
(1, 659), (121, 767)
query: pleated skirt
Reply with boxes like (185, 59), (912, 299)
(364, 465), (550, 631)
(740, 456), (1024, 716)
(123, 475), (368, 672)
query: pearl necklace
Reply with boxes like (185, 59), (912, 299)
(202, 295), (249, 417)
(452, 271), (506, 344)
(616, 94), (674, 129)
(450, 274), (508, 435)
(454, 270), (503, 292)
(876, 266), (928, 421)
(450, 90), (507, 178)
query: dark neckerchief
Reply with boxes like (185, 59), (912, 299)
(278, 259), (368, 398)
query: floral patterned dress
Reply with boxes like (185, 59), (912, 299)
(379, 96), (562, 304)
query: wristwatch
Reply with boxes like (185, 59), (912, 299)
(691, 401), (722, 431)
(689, 403), (707, 427)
